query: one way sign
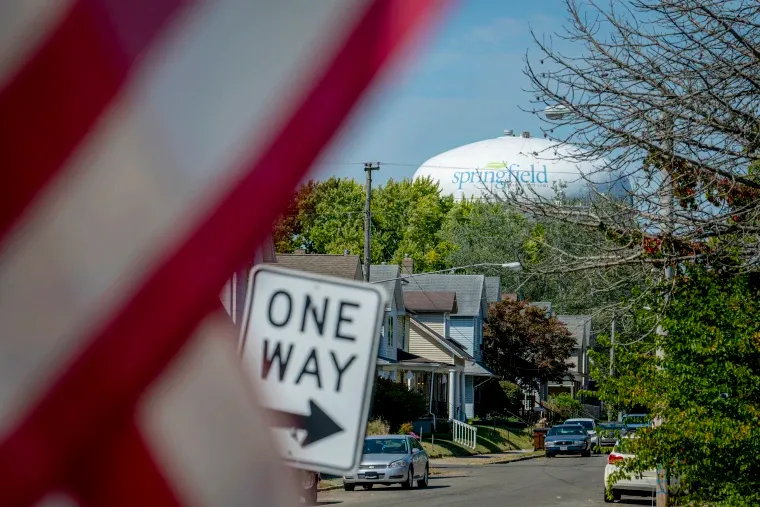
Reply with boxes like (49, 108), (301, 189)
(239, 265), (386, 475)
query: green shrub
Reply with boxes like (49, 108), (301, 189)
(370, 377), (426, 432)
(397, 422), (414, 435)
(367, 417), (390, 436)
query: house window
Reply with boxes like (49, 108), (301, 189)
(387, 314), (394, 348)
(397, 316), (406, 350)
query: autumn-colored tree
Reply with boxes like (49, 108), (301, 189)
(483, 299), (576, 388)
(271, 179), (321, 253)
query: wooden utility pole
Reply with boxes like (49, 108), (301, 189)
(363, 163), (379, 282)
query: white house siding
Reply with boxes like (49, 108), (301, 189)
(464, 376), (475, 419)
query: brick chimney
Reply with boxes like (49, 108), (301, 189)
(401, 253), (414, 275)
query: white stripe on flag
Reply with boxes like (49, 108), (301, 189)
(0, 0), (370, 436)
(138, 313), (297, 507)
(0, 1), (75, 88)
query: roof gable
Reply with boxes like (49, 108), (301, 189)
(484, 276), (501, 303)
(402, 274), (486, 316)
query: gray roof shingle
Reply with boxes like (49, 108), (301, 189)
(270, 254), (362, 280)
(369, 264), (402, 311)
(401, 274), (486, 317)
(484, 277), (501, 303)
(556, 315), (592, 348)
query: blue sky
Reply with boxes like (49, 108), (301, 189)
(314, 0), (568, 185)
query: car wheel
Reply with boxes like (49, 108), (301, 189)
(417, 465), (429, 488)
(401, 466), (414, 489)
(582, 449), (591, 457)
(362, 484), (374, 490)
(545, 452), (554, 458)
(343, 484), (355, 492)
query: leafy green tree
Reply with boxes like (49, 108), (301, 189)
(483, 298), (576, 389)
(545, 393), (582, 424)
(479, 380), (523, 418)
(370, 377), (426, 433)
(603, 268), (760, 506)
(307, 177), (365, 255)
(273, 176), (454, 270)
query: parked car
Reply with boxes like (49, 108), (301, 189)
(604, 436), (655, 502)
(564, 418), (599, 451)
(342, 435), (429, 490)
(544, 424), (592, 458)
(622, 414), (650, 433)
(597, 422), (627, 448)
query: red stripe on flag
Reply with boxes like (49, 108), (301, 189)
(66, 417), (181, 507)
(0, 1), (452, 504)
(0, 0), (185, 245)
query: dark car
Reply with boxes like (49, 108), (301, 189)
(597, 422), (627, 447)
(544, 424), (592, 458)
(622, 414), (650, 433)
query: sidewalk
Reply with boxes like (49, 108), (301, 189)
(317, 450), (543, 491)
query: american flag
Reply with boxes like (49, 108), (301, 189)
(0, 1), (449, 505)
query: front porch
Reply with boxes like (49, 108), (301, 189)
(395, 350), (467, 423)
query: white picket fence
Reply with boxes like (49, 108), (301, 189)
(452, 419), (477, 449)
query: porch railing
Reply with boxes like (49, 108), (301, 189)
(452, 419), (477, 449)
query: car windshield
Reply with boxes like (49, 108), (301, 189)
(548, 425), (586, 436)
(623, 415), (649, 425)
(566, 420), (594, 431)
(363, 438), (408, 454)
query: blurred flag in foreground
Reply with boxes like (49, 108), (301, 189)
(0, 1), (449, 505)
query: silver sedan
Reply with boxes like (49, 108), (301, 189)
(343, 435), (429, 490)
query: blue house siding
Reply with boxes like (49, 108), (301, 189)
(450, 316), (475, 355)
(465, 376), (475, 419)
(450, 316), (483, 361)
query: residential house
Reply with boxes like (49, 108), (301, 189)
(368, 264), (407, 379)
(399, 290), (472, 422)
(221, 236), (277, 325)
(548, 314), (592, 397)
(272, 253), (363, 281)
(401, 273), (495, 420)
(485, 276), (502, 304)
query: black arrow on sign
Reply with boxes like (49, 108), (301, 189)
(267, 400), (343, 446)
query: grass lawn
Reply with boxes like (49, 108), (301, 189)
(420, 425), (533, 458)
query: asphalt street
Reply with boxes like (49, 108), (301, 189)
(318, 455), (656, 507)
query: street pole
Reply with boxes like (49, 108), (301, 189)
(363, 163), (379, 282)
(609, 315), (615, 378)
(656, 115), (674, 507)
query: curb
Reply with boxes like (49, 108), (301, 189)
(431, 452), (544, 467)
(319, 453), (545, 490)
(318, 467), (452, 492)
(483, 452), (544, 465)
